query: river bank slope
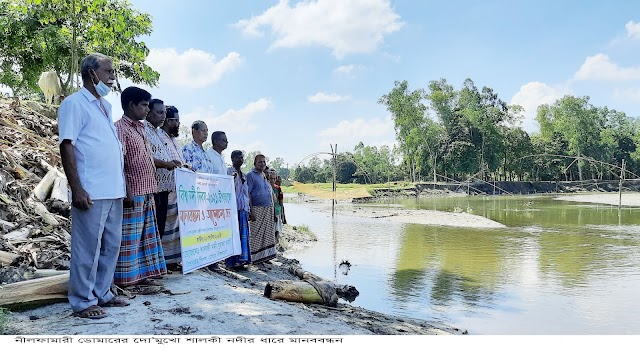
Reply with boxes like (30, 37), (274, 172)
(2, 225), (465, 336)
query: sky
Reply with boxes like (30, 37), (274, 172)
(95, 1), (640, 167)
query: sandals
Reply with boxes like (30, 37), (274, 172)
(72, 305), (107, 319)
(139, 278), (163, 286)
(99, 296), (130, 307)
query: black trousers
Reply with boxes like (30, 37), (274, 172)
(154, 191), (169, 238)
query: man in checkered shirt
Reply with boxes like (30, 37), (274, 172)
(113, 86), (167, 287)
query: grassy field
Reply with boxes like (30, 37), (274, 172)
(282, 181), (414, 199)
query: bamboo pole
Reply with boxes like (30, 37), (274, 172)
(619, 159), (625, 210)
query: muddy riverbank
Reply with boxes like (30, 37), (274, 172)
(2, 225), (465, 336)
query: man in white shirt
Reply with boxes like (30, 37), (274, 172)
(58, 53), (129, 319)
(207, 131), (228, 175)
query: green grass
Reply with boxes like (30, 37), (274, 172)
(286, 223), (317, 241)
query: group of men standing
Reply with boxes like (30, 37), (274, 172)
(58, 52), (286, 320)
(59, 53), (188, 319)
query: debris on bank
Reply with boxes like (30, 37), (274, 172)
(0, 98), (72, 287)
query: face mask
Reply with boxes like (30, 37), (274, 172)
(95, 80), (111, 97)
(91, 70), (111, 97)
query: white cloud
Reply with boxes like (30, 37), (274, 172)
(146, 48), (243, 88)
(234, 0), (404, 58)
(333, 64), (366, 77)
(614, 88), (640, 102)
(308, 92), (351, 103)
(182, 98), (272, 134)
(510, 82), (571, 133)
(574, 54), (640, 81)
(318, 116), (395, 151)
(626, 20), (640, 39)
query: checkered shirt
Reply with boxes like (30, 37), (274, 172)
(115, 115), (158, 196)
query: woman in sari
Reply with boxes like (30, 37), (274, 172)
(246, 154), (277, 264)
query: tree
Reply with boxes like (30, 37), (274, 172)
(536, 96), (603, 181)
(379, 80), (428, 182)
(0, 0), (159, 98)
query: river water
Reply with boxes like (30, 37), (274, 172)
(283, 194), (640, 334)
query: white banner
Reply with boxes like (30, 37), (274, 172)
(175, 168), (240, 274)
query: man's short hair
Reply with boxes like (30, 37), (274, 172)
(149, 98), (164, 111)
(121, 86), (151, 110)
(254, 154), (265, 163)
(211, 131), (226, 141)
(166, 105), (179, 119)
(80, 53), (111, 80)
(231, 150), (243, 159)
(191, 120), (207, 131)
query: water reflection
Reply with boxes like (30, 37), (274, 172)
(286, 195), (640, 334)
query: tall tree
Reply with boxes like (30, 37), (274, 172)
(537, 96), (603, 181)
(0, 0), (159, 98)
(378, 80), (427, 182)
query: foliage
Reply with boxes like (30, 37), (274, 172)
(0, 0), (159, 98)
(378, 80), (428, 182)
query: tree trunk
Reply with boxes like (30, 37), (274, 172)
(0, 273), (69, 309)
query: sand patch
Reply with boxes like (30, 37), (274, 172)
(338, 206), (506, 229)
(554, 193), (640, 207)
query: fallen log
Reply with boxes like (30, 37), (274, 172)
(264, 280), (336, 306)
(289, 264), (359, 302)
(0, 272), (69, 309)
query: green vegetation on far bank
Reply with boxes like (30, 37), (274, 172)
(282, 181), (415, 199)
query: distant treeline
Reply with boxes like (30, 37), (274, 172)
(292, 78), (640, 184)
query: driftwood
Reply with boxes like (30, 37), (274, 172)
(0, 250), (19, 265)
(50, 176), (69, 202)
(26, 269), (68, 280)
(289, 264), (359, 302)
(32, 168), (58, 201)
(0, 219), (16, 232)
(2, 226), (32, 241)
(26, 196), (59, 226)
(264, 279), (338, 306)
(0, 272), (69, 309)
(264, 264), (360, 307)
